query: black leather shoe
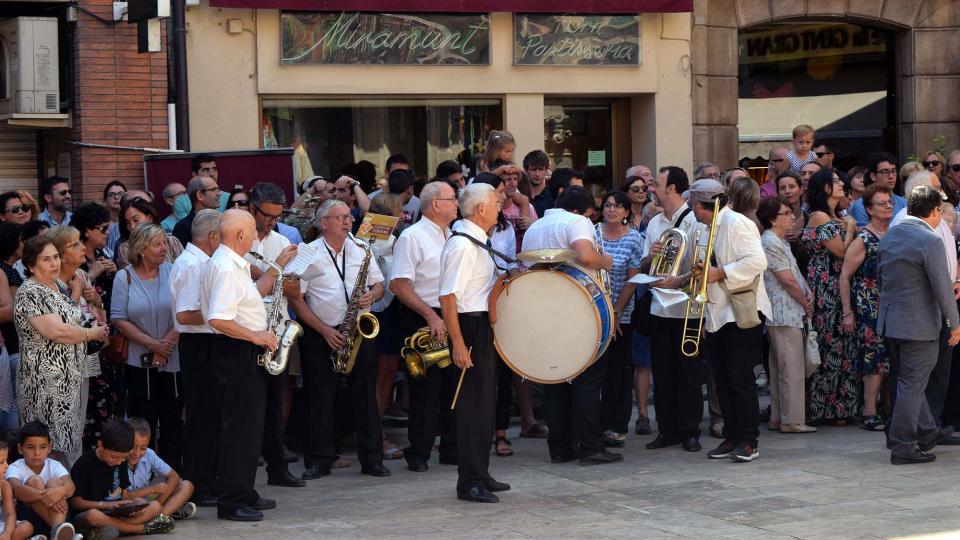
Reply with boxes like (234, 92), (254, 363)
(484, 478), (511, 492)
(603, 435), (625, 448)
(682, 436), (702, 452)
(250, 498), (276, 511)
(267, 471), (306, 488)
(457, 485), (499, 503)
(407, 462), (428, 472)
(646, 434), (681, 449)
(891, 450), (936, 465)
(550, 452), (577, 464)
(192, 494), (219, 507)
(361, 463), (392, 477)
(302, 465), (331, 480)
(218, 506), (263, 522)
(579, 450), (624, 466)
(937, 433), (960, 445)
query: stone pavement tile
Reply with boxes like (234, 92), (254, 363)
(774, 499), (908, 521)
(872, 507), (960, 538)
(760, 515), (890, 539)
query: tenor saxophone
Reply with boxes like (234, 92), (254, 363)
(248, 252), (303, 375)
(330, 234), (380, 374)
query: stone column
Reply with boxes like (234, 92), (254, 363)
(691, 0), (739, 169)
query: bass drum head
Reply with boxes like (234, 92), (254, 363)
(493, 269), (600, 384)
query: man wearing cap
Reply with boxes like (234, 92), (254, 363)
(687, 179), (771, 463)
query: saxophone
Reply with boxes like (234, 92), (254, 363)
(330, 234), (380, 374)
(248, 252), (303, 375)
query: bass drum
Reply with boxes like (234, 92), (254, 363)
(492, 264), (614, 384)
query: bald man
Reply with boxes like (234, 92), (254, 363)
(201, 209), (296, 522)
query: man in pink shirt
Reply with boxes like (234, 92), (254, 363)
(760, 147), (789, 199)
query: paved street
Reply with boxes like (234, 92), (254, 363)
(162, 401), (960, 540)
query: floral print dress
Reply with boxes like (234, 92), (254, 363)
(801, 220), (861, 421)
(852, 229), (888, 376)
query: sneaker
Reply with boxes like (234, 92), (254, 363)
(28, 535), (47, 540)
(603, 430), (626, 441)
(634, 416), (652, 435)
(755, 369), (768, 388)
(142, 515), (175, 535)
(707, 440), (736, 459)
(171, 501), (197, 520)
(731, 442), (759, 462)
(53, 522), (76, 540)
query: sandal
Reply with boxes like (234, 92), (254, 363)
(519, 423), (549, 439)
(495, 436), (513, 457)
(862, 415), (886, 431)
(382, 437), (403, 460)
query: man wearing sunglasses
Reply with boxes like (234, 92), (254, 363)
(39, 176), (73, 227)
(814, 144), (835, 169)
(947, 150), (960, 195)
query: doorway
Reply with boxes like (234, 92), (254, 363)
(544, 98), (631, 190)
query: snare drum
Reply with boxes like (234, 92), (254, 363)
(492, 264), (614, 384)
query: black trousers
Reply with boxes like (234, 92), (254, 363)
(262, 356), (288, 477)
(544, 348), (607, 459)
(179, 333), (219, 497)
(211, 335), (267, 512)
(125, 365), (183, 470)
(495, 354), (513, 431)
(601, 323), (635, 435)
(649, 316), (704, 439)
(455, 312), (496, 490)
(300, 326), (382, 470)
(401, 305), (458, 466)
(706, 322), (762, 446)
(924, 325), (953, 426)
(942, 334), (960, 427)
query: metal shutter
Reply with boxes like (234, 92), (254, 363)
(0, 126), (37, 194)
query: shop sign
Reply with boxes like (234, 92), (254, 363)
(280, 11), (490, 65)
(739, 23), (886, 65)
(514, 14), (640, 66)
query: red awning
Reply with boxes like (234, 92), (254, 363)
(207, 0), (691, 13)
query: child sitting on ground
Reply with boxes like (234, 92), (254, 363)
(0, 439), (38, 540)
(125, 418), (195, 520)
(69, 420), (174, 538)
(5, 422), (77, 540)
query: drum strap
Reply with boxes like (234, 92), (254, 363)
(450, 231), (517, 273)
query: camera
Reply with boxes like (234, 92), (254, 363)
(82, 319), (103, 355)
(140, 352), (154, 368)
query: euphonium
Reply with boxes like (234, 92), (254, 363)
(402, 327), (451, 378)
(330, 234), (380, 374)
(649, 228), (688, 277)
(680, 197), (722, 357)
(247, 252), (303, 375)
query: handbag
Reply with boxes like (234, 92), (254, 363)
(100, 269), (130, 366)
(718, 276), (761, 329)
(803, 318), (821, 378)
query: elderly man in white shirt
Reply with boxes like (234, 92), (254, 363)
(439, 183), (510, 503)
(390, 181), (460, 472)
(170, 209), (220, 507)
(520, 187), (618, 467)
(687, 179), (771, 463)
(200, 209), (293, 522)
(288, 199), (389, 481)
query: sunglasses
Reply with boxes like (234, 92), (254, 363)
(628, 186), (645, 193)
(815, 152), (833, 158)
(924, 160), (942, 168)
(3, 205), (28, 215)
(57, 189), (72, 197)
(951, 164), (960, 173)
(232, 200), (249, 208)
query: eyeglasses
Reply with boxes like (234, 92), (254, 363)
(950, 164), (960, 173)
(57, 189), (72, 197)
(324, 213), (354, 223)
(253, 205), (281, 221)
(106, 191), (125, 199)
(628, 186), (645, 193)
(66, 240), (83, 250)
(603, 202), (625, 209)
(480, 201), (503, 210)
(95, 224), (110, 233)
(3, 205), (28, 215)
(875, 168), (897, 176)
(434, 197), (459, 205)
(815, 152), (833, 158)
(870, 200), (894, 207)
(924, 160), (942, 169)
(232, 200), (249, 208)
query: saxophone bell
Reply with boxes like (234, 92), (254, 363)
(248, 251), (302, 375)
(330, 234), (380, 375)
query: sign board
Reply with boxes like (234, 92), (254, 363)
(514, 14), (640, 66)
(280, 11), (490, 65)
(356, 213), (400, 242)
(739, 23), (886, 65)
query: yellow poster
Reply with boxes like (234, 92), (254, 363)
(356, 213), (400, 242)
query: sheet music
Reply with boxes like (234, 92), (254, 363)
(651, 287), (689, 309)
(285, 242), (319, 278)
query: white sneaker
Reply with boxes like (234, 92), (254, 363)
(53, 522), (76, 540)
(603, 430), (626, 441)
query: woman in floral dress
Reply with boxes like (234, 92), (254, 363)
(839, 185), (894, 431)
(802, 169), (860, 423)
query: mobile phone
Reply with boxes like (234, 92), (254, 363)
(140, 352), (154, 368)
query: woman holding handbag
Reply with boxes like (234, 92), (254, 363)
(757, 198), (816, 433)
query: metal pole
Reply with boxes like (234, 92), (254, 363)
(171, 0), (190, 151)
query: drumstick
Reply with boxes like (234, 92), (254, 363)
(450, 346), (472, 410)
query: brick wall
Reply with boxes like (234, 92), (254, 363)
(70, 0), (169, 204)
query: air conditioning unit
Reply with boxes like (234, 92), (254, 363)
(0, 17), (60, 116)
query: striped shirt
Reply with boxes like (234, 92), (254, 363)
(599, 228), (644, 323)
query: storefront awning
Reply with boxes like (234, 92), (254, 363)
(207, 0), (691, 13)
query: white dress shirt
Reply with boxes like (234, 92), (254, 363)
(170, 243), (212, 333)
(299, 236), (385, 327)
(891, 207), (958, 282)
(390, 217), (448, 308)
(439, 219), (497, 312)
(246, 230), (293, 324)
(521, 208), (595, 252)
(643, 202), (707, 319)
(201, 245), (268, 333)
(704, 207), (772, 333)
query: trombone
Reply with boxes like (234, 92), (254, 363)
(680, 197), (722, 357)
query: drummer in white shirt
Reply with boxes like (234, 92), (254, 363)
(520, 187), (617, 466)
(439, 183), (510, 503)
(169, 209), (220, 507)
(390, 181), (460, 472)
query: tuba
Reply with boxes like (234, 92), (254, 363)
(649, 228), (688, 277)
(330, 234), (380, 374)
(247, 252), (303, 375)
(401, 327), (451, 378)
(680, 197), (723, 357)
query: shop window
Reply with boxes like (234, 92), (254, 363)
(737, 22), (896, 172)
(262, 98), (502, 187)
(544, 102), (613, 187)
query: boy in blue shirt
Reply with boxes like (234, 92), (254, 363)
(125, 418), (195, 520)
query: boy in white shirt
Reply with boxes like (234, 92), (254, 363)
(125, 418), (195, 520)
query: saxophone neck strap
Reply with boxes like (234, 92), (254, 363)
(323, 239), (350, 305)
(450, 230), (516, 273)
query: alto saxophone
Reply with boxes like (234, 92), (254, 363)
(330, 234), (380, 374)
(248, 252), (303, 375)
